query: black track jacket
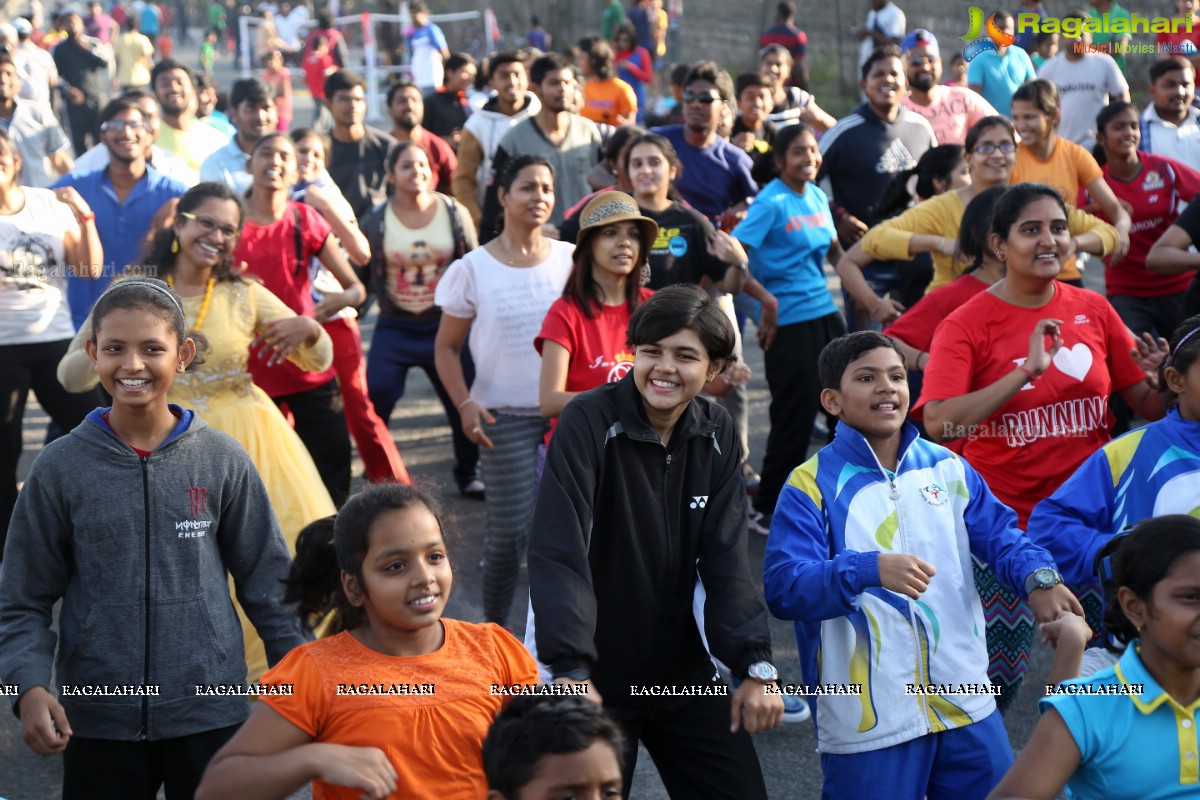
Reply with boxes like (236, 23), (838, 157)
(529, 375), (773, 704)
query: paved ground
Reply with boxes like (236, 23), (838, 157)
(0, 34), (1076, 800)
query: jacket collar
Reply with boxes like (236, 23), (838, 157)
(829, 419), (921, 473)
(84, 404), (197, 455)
(614, 373), (719, 449)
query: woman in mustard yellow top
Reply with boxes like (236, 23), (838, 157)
(59, 183), (336, 682)
(837, 116), (1120, 326)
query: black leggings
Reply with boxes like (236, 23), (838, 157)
(1, 339), (102, 555)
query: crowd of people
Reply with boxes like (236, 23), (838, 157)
(1, 0), (1200, 798)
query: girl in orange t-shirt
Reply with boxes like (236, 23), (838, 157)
(1009, 79), (1132, 284)
(196, 484), (540, 800)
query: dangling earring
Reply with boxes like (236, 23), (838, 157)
(171, 237), (179, 254)
(640, 261), (652, 287)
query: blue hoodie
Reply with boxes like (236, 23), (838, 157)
(1027, 406), (1200, 585)
(0, 407), (306, 740)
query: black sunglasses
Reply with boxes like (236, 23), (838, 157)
(683, 90), (721, 105)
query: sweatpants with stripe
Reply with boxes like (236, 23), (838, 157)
(479, 412), (549, 626)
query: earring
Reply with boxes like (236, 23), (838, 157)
(997, 252), (1005, 261)
(640, 261), (652, 287)
(171, 238), (179, 254)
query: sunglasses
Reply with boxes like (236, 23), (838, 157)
(100, 119), (147, 132)
(908, 55), (937, 66)
(180, 211), (239, 239)
(683, 90), (721, 105)
(972, 142), (1017, 154)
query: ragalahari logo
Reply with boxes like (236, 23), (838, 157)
(960, 8), (1014, 62)
(960, 6), (1198, 60)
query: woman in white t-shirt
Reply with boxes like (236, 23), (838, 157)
(435, 154), (574, 628)
(0, 126), (103, 549)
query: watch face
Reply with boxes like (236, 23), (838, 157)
(749, 662), (777, 682)
(1033, 568), (1059, 588)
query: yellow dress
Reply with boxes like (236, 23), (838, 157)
(59, 279), (337, 682)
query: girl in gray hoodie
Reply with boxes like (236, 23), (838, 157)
(0, 278), (306, 799)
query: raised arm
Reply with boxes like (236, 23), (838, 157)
(922, 318), (1062, 443)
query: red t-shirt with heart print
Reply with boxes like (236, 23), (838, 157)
(913, 282), (1145, 527)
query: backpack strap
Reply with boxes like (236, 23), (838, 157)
(441, 193), (469, 258)
(292, 203), (305, 276)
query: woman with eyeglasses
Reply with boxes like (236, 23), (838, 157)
(836, 116), (1119, 326)
(233, 132), (367, 508)
(0, 124), (103, 554)
(58, 181), (337, 681)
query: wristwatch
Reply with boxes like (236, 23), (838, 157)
(552, 667), (591, 682)
(746, 661), (778, 684)
(1024, 567), (1063, 595)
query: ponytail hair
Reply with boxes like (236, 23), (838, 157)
(871, 145), (964, 220)
(283, 516), (349, 635)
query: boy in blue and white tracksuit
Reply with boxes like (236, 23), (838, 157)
(763, 332), (1083, 800)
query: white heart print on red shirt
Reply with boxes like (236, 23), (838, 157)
(1052, 342), (1094, 382)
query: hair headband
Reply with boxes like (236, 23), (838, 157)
(99, 277), (185, 317)
(1173, 325), (1200, 359)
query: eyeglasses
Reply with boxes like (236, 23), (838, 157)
(682, 90), (721, 105)
(908, 55), (937, 66)
(100, 119), (147, 132)
(180, 211), (239, 239)
(972, 142), (1017, 154)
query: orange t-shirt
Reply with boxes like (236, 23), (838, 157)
(260, 620), (539, 800)
(581, 78), (638, 125)
(1010, 138), (1105, 282)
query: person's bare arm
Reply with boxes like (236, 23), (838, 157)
(1146, 224), (1200, 275)
(195, 703), (396, 800)
(924, 319), (1063, 442)
(539, 340), (577, 419)
(311, 237), (367, 321)
(984, 708), (1081, 800)
(303, 184), (370, 265)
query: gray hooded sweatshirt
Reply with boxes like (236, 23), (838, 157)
(0, 407), (307, 740)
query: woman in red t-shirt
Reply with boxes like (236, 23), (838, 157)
(914, 183), (1166, 709)
(537, 191), (656, 438)
(1086, 101), (1200, 341)
(234, 133), (367, 506)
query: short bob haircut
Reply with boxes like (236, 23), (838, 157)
(625, 284), (736, 372)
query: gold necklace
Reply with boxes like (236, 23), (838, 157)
(166, 275), (215, 330)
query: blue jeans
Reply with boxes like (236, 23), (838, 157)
(366, 315), (480, 489)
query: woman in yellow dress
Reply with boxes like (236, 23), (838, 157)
(58, 182), (336, 681)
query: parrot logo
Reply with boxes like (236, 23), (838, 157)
(961, 7), (1016, 61)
